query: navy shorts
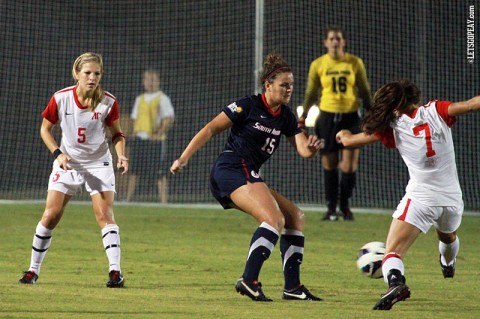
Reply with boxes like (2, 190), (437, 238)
(129, 138), (167, 177)
(209, 152), (264, 209)
(315, 111), (361, 153)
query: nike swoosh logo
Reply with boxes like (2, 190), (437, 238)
(260, 115), (267, 118)
(241, 282), (259, 297)
(284, 291), (307, 299)
(66, 112), (73, 115)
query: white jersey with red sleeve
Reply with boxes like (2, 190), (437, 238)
(375, 100), (463, 206)
(42, 86), (120, 167)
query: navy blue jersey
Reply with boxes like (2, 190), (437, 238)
(222, 94), (301, 169)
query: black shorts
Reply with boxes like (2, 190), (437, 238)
(209, 152), (264, 209)
(129, 138), (167, 177)
(315, 111), (361, 153)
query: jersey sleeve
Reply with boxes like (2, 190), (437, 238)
(222, 98), (249, 124)
(435, 100), (456, 127)
(41, 95), (59, 124)
(105, 101), (120, 126)
(374, 127), (396, 149)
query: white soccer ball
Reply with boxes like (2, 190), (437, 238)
(356, 241), (385, 279)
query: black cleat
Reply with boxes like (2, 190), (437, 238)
(283, 285), (323, 301)
(341, 208), (355, 221)
(106, 270), (124, 288)
(235, 278), (272, 302)
(322, 210), (338, 221)
(19, 271), (38, 284)
(440, 255), (455, 278)
(373, 284), (411, 310)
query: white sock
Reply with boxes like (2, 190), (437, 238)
(29, 222), (53, 275)
(382, 252), (404, 284)
(102, 224), (121, 272)
(439, 237), (459, 266)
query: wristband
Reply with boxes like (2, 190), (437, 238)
(112, 132), (126, 143)
(53, 148), (63, 159)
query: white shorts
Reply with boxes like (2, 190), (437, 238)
(393, 196), (463, 234)
(48, 160), (116, 196)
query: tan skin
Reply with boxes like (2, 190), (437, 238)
(336, 95), (480, 257)
(170, 72), (321, 232)
(39, 61), (129, 230)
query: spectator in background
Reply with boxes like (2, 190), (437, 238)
(336, 79), (480, 310)
(127, 69), (174, 203)
(19, 52), (128, 288)
(300, 25), (371, 221)
(170, 52), (322, 302)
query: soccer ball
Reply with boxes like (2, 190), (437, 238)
(356, 241), (385, 279)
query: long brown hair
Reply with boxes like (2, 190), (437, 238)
(362, 80), (420, 134)
(72, 52), (105, 110)
(259, 52), (292, 92)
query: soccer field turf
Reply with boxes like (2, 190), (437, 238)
(1, 203), (479, 318)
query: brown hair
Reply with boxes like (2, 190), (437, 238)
(362, 80), (421, 134)
(259, 52), (292, 92)
(324, 25), (346, 40)
(72, 52), (105, 110)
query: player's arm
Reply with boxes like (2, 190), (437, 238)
(153, 116), (174, 140)
(109, 119), (129, 175)
(447, 96), (480, 116)
(40, 118), (72, 170)
(287, 132), (321, 158)
(170, 112), (233, 174)
(336, 130), (379, 148)
(301, 61), (321, 121)
(355, 59), (372, 111)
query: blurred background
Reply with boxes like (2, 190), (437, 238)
(1, 0), (478, 210)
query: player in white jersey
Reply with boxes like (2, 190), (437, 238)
(336, 79), (480, 310)
(19, 52), (129, 288)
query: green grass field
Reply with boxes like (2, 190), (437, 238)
(1, 203), (479, 318)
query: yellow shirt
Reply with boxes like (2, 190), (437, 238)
(133, 94), (162, 138)
(303, 53), (371, 113)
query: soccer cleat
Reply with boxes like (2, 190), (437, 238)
(235, 278), (272, 302)
(341, 208), (355, 221)
(373, 284), (411, 310)
(106, 270), (124, 288)
(439, 255), (455, 278)
(322, 210), (338, 221)
(19, 271), (38, 284)
(283, 285), (323, 301)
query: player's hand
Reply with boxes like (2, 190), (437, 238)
(307, 134), (321, 150)
(336, 129), (352, 144)
(117, 155), (129, 175)
(170, 158), (187, 174)
(57, 154), (72, 170)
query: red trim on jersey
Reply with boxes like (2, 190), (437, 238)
(105, 101), (120, 126)
(261, 94), (282, 117)
(374, 127), (396, 149)
(241, 159), (250, 179)
(398, 198), (411, 221)
(73, 86), (89, 109)
(382, 252), (402, 265)
(42, 95), (59, 124)
(434, 100), (456, 127)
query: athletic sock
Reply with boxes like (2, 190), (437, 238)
(280, 229), (304, 290)
(102, 224), (121, 272)
(439, 236), (459, 265)
(382, 252), (405, 286)
(242, 222), (279, 283)
(339, 172), (356, 210)
(29, 222), (53, 275)
(324, 169), (338, 211)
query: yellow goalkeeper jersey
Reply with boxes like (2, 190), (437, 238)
(303, 53), (371, 113)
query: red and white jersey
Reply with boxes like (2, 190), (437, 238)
(42, 86), (120, 166)
(375, 100), (463, 206)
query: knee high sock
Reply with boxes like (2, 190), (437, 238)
(324, 169), (338, 211)
(340, 172), (356, 210)
(439, 236), (459, 266)
(29, 222), (53, 275)
(102, 224), (121, 272)
(242, 222), (279, 283)
(382, 252), (406, 286)
(280, 229), (304, 290)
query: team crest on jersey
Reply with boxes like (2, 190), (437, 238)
(227, 102), (242, 113)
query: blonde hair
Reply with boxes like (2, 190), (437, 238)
(72, 52), (105, 110)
